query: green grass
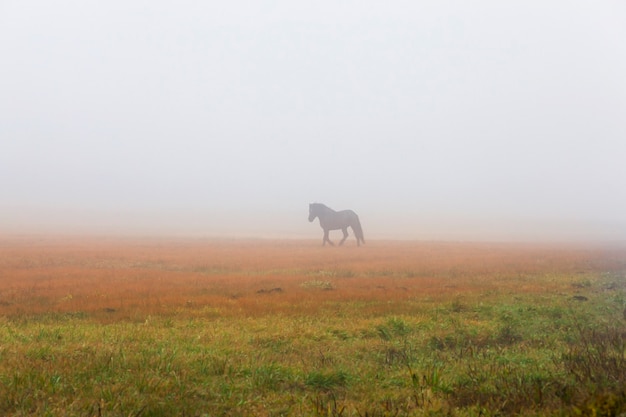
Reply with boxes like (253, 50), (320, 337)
(1, 275), (625, 415)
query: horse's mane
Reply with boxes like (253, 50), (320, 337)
(312, 202), (332, 211)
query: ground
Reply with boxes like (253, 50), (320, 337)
(0, 236), (625, 416)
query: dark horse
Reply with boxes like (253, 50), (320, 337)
(308, 203), (365, 246)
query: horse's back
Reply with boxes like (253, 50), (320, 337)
(339, 209), (360, 225)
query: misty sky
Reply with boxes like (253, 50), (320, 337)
(1, 1), (625, 240)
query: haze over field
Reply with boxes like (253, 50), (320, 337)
(1, 1), (625, 241)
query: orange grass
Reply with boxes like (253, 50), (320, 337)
(0, 236), (623, 321)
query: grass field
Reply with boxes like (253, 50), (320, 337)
(0, 236), (625, 416)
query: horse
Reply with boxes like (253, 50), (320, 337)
(308, 203), (365, 246)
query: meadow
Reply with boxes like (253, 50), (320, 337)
(0, 236), (625, 416)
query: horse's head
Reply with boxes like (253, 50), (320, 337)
(308, 203), (318, 222)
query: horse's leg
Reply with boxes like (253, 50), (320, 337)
(323, 229), (334, 246)
(339, 228), (348, 246)
(354, 228), (360, 246)
(348, 224), (359, 246)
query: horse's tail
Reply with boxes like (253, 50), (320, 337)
(353, 215), (365, 245)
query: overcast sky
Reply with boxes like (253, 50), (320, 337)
(1, 1), (625, 241)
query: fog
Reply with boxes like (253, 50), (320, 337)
(1, 1), (625, 241)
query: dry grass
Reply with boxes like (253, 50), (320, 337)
(0, 236), (622, 321)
